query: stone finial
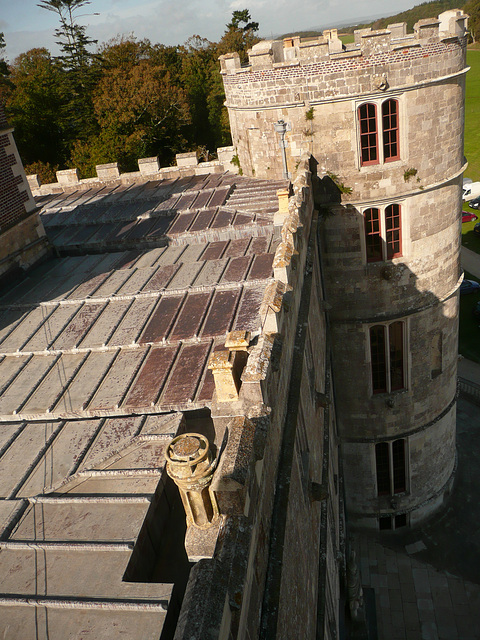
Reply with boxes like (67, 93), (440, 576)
(138, 156), (160, 175)
(96, 163), (120, 181)
(259, 280), (289, 333)
(414, 18), (440, 40)
(219, 52), (242, 73)
(166, 433), (219, 528)
(208, 350), (241, 402)
(56, 168), (80, 185)
(176, 151), (199, 168)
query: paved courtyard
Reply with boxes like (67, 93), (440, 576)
(356, 393), (480, 640)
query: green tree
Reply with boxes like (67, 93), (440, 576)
(37, 0), (98, 68)
(217, 9), (260, 62)
(5, 49), (66, 166)
(0, 33), (12, 104)
(464, 0), (480, 42)
(38, 0), (99, 145)
(181, 36), (219, 150)
(71, 38), (190, 175)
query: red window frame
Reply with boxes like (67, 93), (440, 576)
(364, 208), (383, 263)
(385, 204), (402, 259)
(359, 103), (378, 166)
(382, 99), (400, 162)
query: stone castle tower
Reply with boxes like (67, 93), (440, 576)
(220, 9), (468, 529)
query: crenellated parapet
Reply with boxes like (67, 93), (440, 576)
(220, 10), (468, 76)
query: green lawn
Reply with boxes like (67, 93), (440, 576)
(464, 49), (480, 183)
(459, 272), (480, 363)
(459, 52), (480, 361)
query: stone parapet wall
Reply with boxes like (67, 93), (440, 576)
(27, 148), (239, 196)
(175, 155), (344, 639)
(221, 10), (467, 77)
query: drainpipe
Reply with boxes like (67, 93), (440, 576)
(274, 120), (291, 180)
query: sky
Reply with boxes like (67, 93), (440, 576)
(1, 0), (418, 61)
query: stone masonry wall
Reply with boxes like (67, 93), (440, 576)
(174, 156), (345, 639)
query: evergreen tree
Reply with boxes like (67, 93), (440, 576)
(38, 0), (100, 145)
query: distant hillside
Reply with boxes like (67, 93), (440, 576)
(349, 0), (463, 32)
(281, 0), (463, 39)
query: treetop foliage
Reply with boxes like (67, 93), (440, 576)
(3, 1), (477, 179)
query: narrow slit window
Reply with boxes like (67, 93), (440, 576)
(359, 103), (378, 166)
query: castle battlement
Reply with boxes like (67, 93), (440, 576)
(219, 9), (468, 75)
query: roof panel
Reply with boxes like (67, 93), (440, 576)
(79, 415), (144, 469)
(139, 295), (184, 344)
(0, 355), (58, 416)
(0, 421), (59, 497)
(221, 255), (252, 283)
(53, 350), (118, 413)
(233, 287), (264, 331)
(189, 209), (216, 232)
(21, 304), (81, 352)
(123, 346), (178, 408)
(200, 241), (228, 261)
(17, 419), (100, 496)
(20, 352), (87, 415)
(161, 341), (212, 405)
(192, 259), (228, 287)
(224, 238), (250, 257)
(210, 208), (234, 229)
(247, 253), (274, 281)
(52, 303), (106, 350)
(108, 297), (158, 346)
(141, 264), (179, 293)
(88, 348), (148, 411)
(78, 299), (132, 348)
(201, 289), (241, 337)
(169, 292), (211, 341)
(168, 211), (197, 235)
